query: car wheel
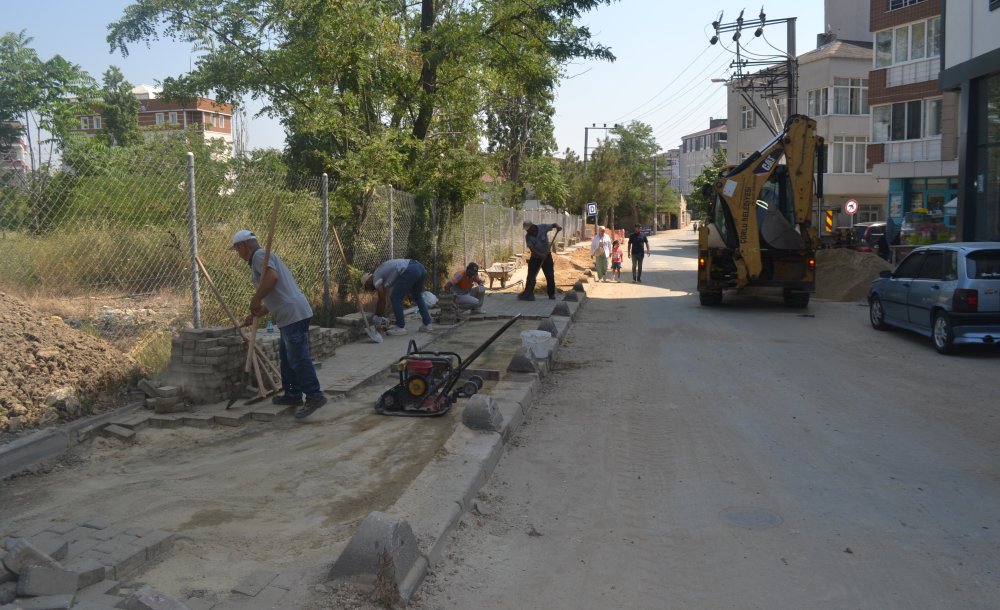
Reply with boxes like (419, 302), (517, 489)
(699, 291), (723, 306)
(932, 311), (955, 355)
(869, 295), (889, 330)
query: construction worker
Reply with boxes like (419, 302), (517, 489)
(444, 262), (486, 314)
(520, 221), (561, 301)
(230, 229), (327, 419)
(361, 259), (435, 336)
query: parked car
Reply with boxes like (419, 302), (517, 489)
(851, 221), (887, 253)
(868, 243), (1000, 354)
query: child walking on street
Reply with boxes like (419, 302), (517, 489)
(610, 240), (623, 282)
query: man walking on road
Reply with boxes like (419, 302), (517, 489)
(627, 224), (652, 282)
(520, 221), (561, 301)
(590, 226), (612, 282)
(231, 229), (327, 419)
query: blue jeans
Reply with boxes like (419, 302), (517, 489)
(391, 261), (432, 328)
(278, 317), (321, 398)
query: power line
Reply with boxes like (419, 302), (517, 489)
(610, 45), (722, 123)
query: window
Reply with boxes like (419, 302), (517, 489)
(924, 98), (942, 137)
(741, 105), (756, 130)
(830, 136), (868, 174)
(874, 17), (940, 68)
(807, 88), (828, 116)
(80, 116), (90, 130)
(155, 112), (164, 125)
(889, 0), (926, 10)
(916, 250), (944, 280)
(93, 116), (101, 130)
(833, 78), (868, 115)
(218, 115), (225, 128)
(872, 99), (941, 142)
(168, 111), (178, 124)
(894, 251), (925, 279)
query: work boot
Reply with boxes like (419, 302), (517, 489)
(272, 394), (303, 406)
(295, 393), (328, 420)
(548, 294), (556, 300)
(517, 292), (535, 301)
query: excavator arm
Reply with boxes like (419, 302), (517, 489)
(706, 114), (820, 286)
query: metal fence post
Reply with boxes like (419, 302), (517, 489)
(388, 187), (395, 259)
(431, 197), (438, 293)
(186, 152), (201, 329)
(322, 173), (331, 323)
(482, 203), (488, 265)
(462, 210), (468, 265)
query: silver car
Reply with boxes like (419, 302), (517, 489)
(868, 243), (1000, 354)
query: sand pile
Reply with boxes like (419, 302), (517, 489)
(815, 248), (892, 302)
(0, 292), (143, 435)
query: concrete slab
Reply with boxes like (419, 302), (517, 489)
(0, 429), (69, 480)
(231, 569), (278, 596)
(16, 565), (79, 597)
(9, 594), (75, 609)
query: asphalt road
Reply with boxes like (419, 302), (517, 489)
(415, 229), (1000, 610)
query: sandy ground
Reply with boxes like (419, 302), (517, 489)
(414, 229), (1000, 609)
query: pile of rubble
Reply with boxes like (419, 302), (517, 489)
(0, 293), (142, 437)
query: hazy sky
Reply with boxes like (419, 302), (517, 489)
(6, 1), (825, 155)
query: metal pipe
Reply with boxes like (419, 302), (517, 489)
(186, 152), (201, 329)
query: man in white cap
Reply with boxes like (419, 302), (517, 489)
(520, 220), (562, 301)
(230, 229), (327, 419)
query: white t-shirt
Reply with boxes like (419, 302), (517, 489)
(590, 233), (612, 258)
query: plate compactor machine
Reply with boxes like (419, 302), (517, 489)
(375, 315), (522, 417)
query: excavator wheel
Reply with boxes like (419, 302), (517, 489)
(699, 291), (723, 306)
(783, 290), (810, 308)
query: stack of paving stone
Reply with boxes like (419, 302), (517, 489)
(436, 292), (459, 325)
(166, 326), (343, 405)
(254, 326), (341, 372)
(0, 519), (174, 608)
(137, 379), (187, 414)
(167, 327), (245, 404)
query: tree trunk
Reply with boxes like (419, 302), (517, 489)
(412, 0), (438, 142)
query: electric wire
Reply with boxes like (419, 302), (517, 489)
(610, 45), (720, 123)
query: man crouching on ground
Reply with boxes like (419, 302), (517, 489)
(230, 229), (327, 419)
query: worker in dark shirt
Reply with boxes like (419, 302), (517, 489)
(627, 224), (651, 283)
(519, 221), (561, 301)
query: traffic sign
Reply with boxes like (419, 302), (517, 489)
(586, 202), (597, 217)
(843, 199), (859, 215)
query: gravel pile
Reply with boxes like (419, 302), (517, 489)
(0, 292), (142, 436)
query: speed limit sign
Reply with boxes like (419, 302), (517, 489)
(843, 199), (859, 215)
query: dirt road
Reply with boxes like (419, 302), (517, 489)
(416, 230), (1000, 609)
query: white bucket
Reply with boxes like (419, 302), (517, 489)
(520, 330), (552, 358)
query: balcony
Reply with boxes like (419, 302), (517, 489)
(884, 137), (941, 163)
(886, 58), (939, 88)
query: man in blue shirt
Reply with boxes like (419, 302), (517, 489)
(519, 221), (562, 301)
(627, 224), (652, 282)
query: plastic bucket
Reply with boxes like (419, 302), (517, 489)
(520, 330), (552, 357)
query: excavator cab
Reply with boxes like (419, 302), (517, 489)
(698, 114), (822, 307)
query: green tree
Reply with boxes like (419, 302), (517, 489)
(106, 0), (617, 251)
(688, 149), (727, 220)
(100, 66), (141, 147)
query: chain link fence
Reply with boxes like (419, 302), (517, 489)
(1, 151), (582, 370)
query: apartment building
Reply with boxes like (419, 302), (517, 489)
(678, 119), (727, 197)
(74, 85), (234, 154)
(867, 0), (958, 235)
(0, 122), (29, 174)
(940, 0), (1000, 241)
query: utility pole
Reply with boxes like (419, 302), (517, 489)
(708, 8), (798, 136)
(652, 155), (658, 235)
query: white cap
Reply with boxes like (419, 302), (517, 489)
(229, 229), (256, 249)
(360, 272), (373, 289)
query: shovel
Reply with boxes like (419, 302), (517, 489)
(330, 221), (383, 344)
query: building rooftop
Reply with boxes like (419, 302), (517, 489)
(682, 124), (728, 140)
(799, 39), (873, 65)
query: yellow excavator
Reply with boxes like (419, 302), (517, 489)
(697, 114), (823, 307)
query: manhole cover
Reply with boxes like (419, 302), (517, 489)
(723, 507), (783, 530)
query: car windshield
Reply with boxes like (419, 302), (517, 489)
(966, 250), (1000, 279)
(852, 226), (869, 242)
